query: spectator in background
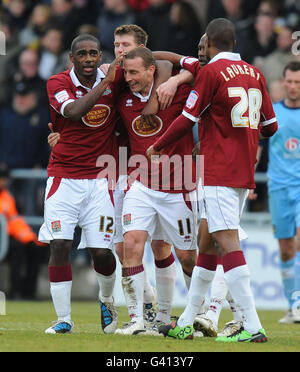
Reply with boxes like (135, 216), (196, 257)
(269, 79), (287, 103)
(167, 1), (202, 57)
(49, 0), (82, 47)
(0, 80), (49, 171)
(0, 163), (45, 300)
(97, 0), (135, 59)
(136, 0), (172, 51)
(283, 0), (300, 30)
(221, 0), (254, 59)
(2, 0), (33, 32)
(0, 15), (23, 108)
(243, 13), (277, 64)
(19, 3), (52, 48)
(0, 80), (50, 214)
(72, 0), (99, 25)
(38, 26), (69, 81)
(11, 48), (48, 106)
(260, 25), (297, 87)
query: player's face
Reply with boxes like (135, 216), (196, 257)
(71, 40), (102, 80)
(123, 57), (155, 95)
(283, 69), (300, 103)
(198, 35), (208, 67)
(114, 34), (141, 57)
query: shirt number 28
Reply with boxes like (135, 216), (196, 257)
(228, 87), (262, 130)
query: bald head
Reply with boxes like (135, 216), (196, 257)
(206, 18), (236, 52)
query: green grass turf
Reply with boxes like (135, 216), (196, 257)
(0, 301), (300, 352)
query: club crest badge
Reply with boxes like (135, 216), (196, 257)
(51, 220), (61, 233)
(132, 115), (163, 137)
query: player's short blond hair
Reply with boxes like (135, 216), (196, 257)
(114, 24), (148, 47)
(124, 47), (156, 69)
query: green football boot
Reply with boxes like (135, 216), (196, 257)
(158, 321), (194, 340)
(215, 327), (268, 343)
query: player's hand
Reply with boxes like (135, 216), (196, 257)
(141, 96), (159, 128)
(146, 144), (163, 161)
(99, 63), (110, 76)
(48, 133), (61, 148)
(192, 142), (200, 161)
(156, 78), (177, 110)
(48, 123), (61, 148)
(248, 189), (258, 200)
(105, 55), (123, 83)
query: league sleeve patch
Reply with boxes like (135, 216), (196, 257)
(183, 57), (198, 65)
(54, 90), (70, 103)
(186, 90), (199, 110)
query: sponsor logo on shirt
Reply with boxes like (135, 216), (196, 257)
(186, 90), (199, 110)
(54, 90), (69, 103)
(51, 220), (61, 233)
(132, 115), (163, 137)
(285, 138), (299, 152)
(82, 104), (111, 127)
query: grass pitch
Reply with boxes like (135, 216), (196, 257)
(0, 301), (300, 352)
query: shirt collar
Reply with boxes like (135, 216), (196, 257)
(69, 67), (106, 90)
(132, 80), (154, 102)
(208, 52), (241, 65)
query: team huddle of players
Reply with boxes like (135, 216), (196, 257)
(40, 18), (278, 343)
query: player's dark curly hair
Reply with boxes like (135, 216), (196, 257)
(205, 18), (236, 52)
(70, 34), (101, 54)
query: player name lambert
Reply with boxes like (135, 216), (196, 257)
(220, 63), (261, 82)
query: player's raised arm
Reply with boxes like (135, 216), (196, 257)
(153, 51), (183, 68)
(64, 56), (122, 121)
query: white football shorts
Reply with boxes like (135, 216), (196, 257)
(38, 177), (115, 249)
(203, 186), (248, 234)
(122, 180), (198, 250)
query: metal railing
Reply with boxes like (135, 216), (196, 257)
(6, 168), (272, 228)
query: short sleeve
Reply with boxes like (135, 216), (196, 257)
(47, 75), (75, 117)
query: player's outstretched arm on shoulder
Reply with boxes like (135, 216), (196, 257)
(157, 70), (194, 110)
(141, 60), (173, 124)
(64, 56), (123, 121)
(153, 51), (183, 68)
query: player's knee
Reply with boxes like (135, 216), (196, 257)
(115, 242), (124, 263)
(91, 248), (115, 268)
(123, 232), (145, 265)
(176, 249), (196, 272)
(151, 240), (171, 260)
(279, 238), (295, 261)
(49, 240), (72, 266)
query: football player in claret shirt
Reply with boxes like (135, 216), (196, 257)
(148, 18), (278, 342)
(114, 47), (198, 336)
(39, 34), (124, 335)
